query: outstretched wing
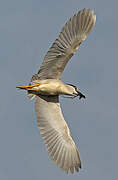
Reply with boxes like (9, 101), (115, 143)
(33, 8), (96, 81)
(35, 95), (81, 173)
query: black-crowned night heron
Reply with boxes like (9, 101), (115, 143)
(17, 8), (96, 174)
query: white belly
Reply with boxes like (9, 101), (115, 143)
(31, 79), (72, 96)
(39, 83), (61, 95)
(32, 79), (67, 95)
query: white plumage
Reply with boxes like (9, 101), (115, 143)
(17, 8), (96, 174)
(35, 95), (81, 173)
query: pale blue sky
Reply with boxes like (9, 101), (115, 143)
(0, 0), (118, 179)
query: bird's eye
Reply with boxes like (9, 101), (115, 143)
(75, 87), (78, 91)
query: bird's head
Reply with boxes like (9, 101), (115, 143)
(67, 84), (86, 99)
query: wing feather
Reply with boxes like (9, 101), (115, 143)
(31, 8), (96, 81)
(35, 95), (81, 173)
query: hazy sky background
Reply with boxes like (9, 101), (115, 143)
(0, 0), (118, 179)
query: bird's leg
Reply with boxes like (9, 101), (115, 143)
(16, 83), (40, 90)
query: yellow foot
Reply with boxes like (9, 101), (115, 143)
(16, 83), (40, 90)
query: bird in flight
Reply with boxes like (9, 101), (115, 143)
(17, 8), (96, 174)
